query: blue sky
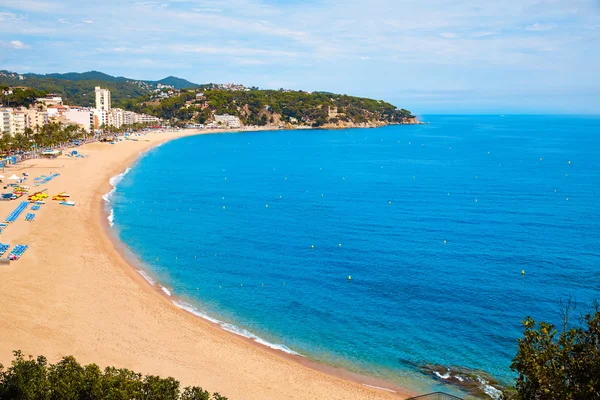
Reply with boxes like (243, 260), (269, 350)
(1, 0), (599, 114)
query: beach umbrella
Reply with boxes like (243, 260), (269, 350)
(8, 174), (21, 181)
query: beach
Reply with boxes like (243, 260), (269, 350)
(0, 128), (412, 400)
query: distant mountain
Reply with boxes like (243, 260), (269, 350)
(27, 71), (127, 83)
(0, 70), (200, 106)
(22, 71), (199, 90)
(154, 76), (199, 89)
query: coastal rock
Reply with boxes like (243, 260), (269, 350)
(319, 120), (387, 129)
(398, 116), (421, 125)
(418, 364), (506, 399)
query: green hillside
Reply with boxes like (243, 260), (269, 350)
(124, 89), (415, 127)
(0, 70), (199, 107)
(0, 70), (415, 127)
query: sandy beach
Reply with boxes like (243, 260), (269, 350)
(0, 129), (413, 400)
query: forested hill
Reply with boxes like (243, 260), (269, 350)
(0, 70), (417, 127)
(0, 70), (199, 107)
(121, 90), (416, 127)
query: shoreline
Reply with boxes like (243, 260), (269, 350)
(0, 127), (416, 399)
(99, 130), (415, 395)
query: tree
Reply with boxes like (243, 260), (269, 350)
(13, 132), (30, 150)
(0, 351), (229, 400)
(510, 300), (600, 399)
(0, 351), (50, 399)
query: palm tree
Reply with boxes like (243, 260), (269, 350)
(13, 133), (30, 151)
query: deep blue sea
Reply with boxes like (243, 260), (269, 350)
(110, 115), (600, 398)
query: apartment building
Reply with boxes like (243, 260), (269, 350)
(214, 114), (241, 128)
(95, 86), (111, 111)
(64, 107), (94, 132)
(0, 108), (12, 135)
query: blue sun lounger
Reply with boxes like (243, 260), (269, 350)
(8, 244), (28, 260)
(5, 202), (29, 223)
(0, 243), (10, 256)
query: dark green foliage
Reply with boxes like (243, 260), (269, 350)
(121, 91), (197, 120)
(181, 386), (211, 400)
(0, 71), (198, 107)
(33, 71), (124, 83)
(510, 300), (600, 400)
(0, 351), (227, 400)
(129, 89), (414, 125)
(156, 76), (199, 90)
(0, 70), (414, 125)
(0, 88), (47, 108)
(0, 77), (147, 108)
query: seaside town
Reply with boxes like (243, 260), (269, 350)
(0, 84), (252, 138)
(0, 86), (161, 136)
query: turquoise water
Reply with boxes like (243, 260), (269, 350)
(110, 115), (600, 397)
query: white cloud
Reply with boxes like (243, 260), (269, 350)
(191, 8), (221, 13)
(167, 44), (298, 58)
(526, 23), (556, 32)
(0, 12), (23, 21)
(82, 19), (94, 24)
(440, 33), (459, 39)
(472, 31), (496, 38)
(10, 40), (30, 49)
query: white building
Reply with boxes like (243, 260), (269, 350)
(123, 111), (136, 126)
(214, 114), (241, 128)
(93, 109), (110, 129)
(134, 113), (160, 124)
(36, 94), (63, 106)
(111, 108), (125, 129)
(95, 86), (111, 111)
(65, 108), (94, 132)
(10, 109), (26, 135)
(0, 108), (12, 135)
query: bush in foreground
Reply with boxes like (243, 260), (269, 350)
(509, 300), (600, 399)
(0, 351), (227, 400)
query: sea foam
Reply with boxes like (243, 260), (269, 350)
(103, 168), (131, 204)
(103, 167), (131, 226)
(172, 299), (302, 356)
(137, 269), (156, 286)
(107, 208), (115, 227)
(362, 384), (397, 393)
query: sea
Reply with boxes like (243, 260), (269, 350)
(107, 115), (600, 398)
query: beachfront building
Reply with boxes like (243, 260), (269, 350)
(30, 108), (49, 128)
(65, 107), (94, 132)
(95, 86), (111, 111)
(93, 108), (110, 129)
(0, 108), (12, 136)
(3, 108), (49, 135)
(214, 114), (241, 128)
(123, 111), (136, 126)
(134, 113), (160, 124)
(10, 109), (26, 135)
(111, 108), (125, 129)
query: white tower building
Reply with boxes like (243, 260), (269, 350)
(95, 86), (111, 111)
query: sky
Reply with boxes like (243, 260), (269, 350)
(1, 0), (599, 114)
